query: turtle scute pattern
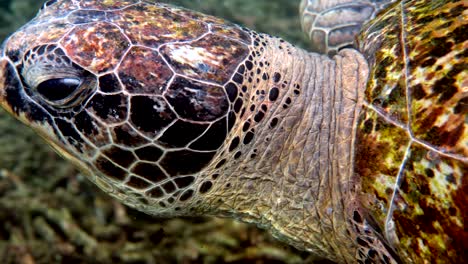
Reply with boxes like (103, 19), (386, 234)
(355, 0), (467, 262)
(0, 0), (269, 215)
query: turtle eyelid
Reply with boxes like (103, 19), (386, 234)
(36, 77), (82, 103)
(41, 0), (58, 10)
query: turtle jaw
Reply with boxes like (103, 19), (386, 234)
(0, 58), (22, 121)
(0, 49), (10, 114)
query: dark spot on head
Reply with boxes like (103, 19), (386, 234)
(234, 98), (243, 113)
(215, 159), (226, 169)
(254, 111), (264, 122)
(88, 93), (127, 123)
(356, 237), (368, 247)
(146, 187), (164, 198)
(74, 111), (99, 136)
(165, 77), (228, 121)
(162, 181), (176, 193)
(353, 211), (362, 223)
(189, 118), (227, 151)
(95, 156), (127, 181)
(229, 136), (240, 152)
(179, 189), (194, 201)
(160, 150), (216, 176)
(228, 111), (236, 132)
(102, 146), (136, 167)
(245, 61), (253, 70)
(112, 124), (149, 147)
(234, 151), (242, 159)
(6, 49), (20, 63)
(273, 72), (281, 83)
(242, 121), (250, 132)
(131, 163), (167, 183)
(225, 82), (238, 102)
(199, 181), (213, 194)
(368, 249), (377, 258)
(269, 87), (280, 101)
(269, 117), (278, 128)
(55, 118), (84, 151)
(36, 45), (47, 55)
(240, 107), (246, 118)
(237, 65), (245, 74)
(174, 176), (195, 188)
(232, 73), (244, 84)
(130, 95), (176, 137)
(127, 176), (151, 189)
(134, 145), (163, 162)
(99, 73), (122, 93)
(243, 131), (254, 145)
(158, 120), (208, 148)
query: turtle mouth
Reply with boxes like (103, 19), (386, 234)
(0, 58), (13, 115)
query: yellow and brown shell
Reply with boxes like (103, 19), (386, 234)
(355, 0), (467, 262)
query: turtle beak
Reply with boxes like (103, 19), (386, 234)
(0, 51), (25, 120)
(0, 56), (12, 115)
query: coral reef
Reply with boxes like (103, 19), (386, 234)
(0, 1), (326, 263)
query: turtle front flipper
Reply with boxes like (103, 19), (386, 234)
(300, 0), (397, 55)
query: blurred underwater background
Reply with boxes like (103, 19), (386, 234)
(0, 0), (330, 263)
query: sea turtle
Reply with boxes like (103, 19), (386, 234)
(0, 0), (466, 263)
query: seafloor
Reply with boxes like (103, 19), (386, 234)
(0, 1), (330, 263)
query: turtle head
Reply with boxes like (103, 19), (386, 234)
(0, 0), (94, 173)
(0, 0), (251, 216)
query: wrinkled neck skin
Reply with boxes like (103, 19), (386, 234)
(199, 35), (369, 262)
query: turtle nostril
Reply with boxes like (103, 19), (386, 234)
(36, 77), (81, 102)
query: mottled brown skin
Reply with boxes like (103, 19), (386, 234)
(0, 0), (466, 263)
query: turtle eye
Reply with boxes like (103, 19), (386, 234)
(36, 77), (81, 102)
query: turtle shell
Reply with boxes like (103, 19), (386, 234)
(355, 0), (467, 262)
